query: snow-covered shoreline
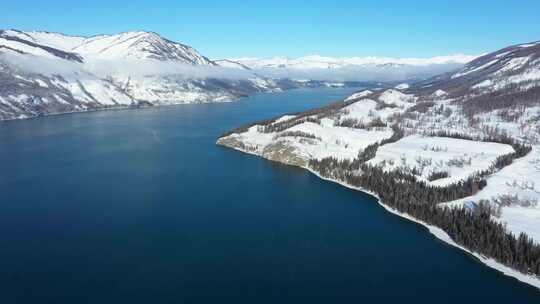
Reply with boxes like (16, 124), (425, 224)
(0, 97), (238, 123)
(218, 141), (540, 290)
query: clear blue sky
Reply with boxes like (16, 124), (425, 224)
(2, 0), (539, 58)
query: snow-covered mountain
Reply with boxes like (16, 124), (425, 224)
(0, 29), (282, 120)
(0, 29), (478, 121)
(0, 30), (84, 62)
(412, 40), (540, 96)
(224, 54), (476, 83)
(231, 54), (477, 70)
(1, 30), (214, 64)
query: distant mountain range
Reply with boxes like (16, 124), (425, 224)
(224, 54), (478, 83)
(0, 29), (476, 120)
(229, 54), (477, 70)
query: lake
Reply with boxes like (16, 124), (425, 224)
(1, 88), (539, 303)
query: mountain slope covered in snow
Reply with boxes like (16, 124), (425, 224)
(413, 40), (540, 96)
(0, 29), (478, 121)
(0, 30), (283, 120)
(217, 39), (540, 289)
(1, 30), (214, 64)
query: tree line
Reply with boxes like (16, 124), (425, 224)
(308, 128), (539, 277)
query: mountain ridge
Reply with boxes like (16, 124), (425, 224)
(230, 54), (478, 70)
(0, 29), (291, 120)
(0, 29), (490, 121)
(0, 29), (215, 64)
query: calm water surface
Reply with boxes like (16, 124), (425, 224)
(1, 88), (539, 303)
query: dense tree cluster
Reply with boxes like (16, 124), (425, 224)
(261, 117), (321, 133)
(308, 158), (540, 276)
(427, 170), (450, 181)
(273, 130), (320, 141)
(334, 118), (366, 129)
(307, 126), (539, 277)
(380, 125), (405, 145)
(376, 101), (399, 110)
(334, 117), (387, 130)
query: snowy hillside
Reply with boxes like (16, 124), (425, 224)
(0, 29), (480, 121)
(1, 30), (213, 64)
(0, 29), (281, 120)
(0, 30), (83, 62)
(218, 39), (540, 289)
(413, 40), (540, 97)
(72, 31), (215, 63)
(0, 29), (402, 121)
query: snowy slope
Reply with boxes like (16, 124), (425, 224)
(443, 147), (540, 242)
(72, 31), (214, 63)
(0, 30), (83, 62)
(412, 40), (540, 97)
(218, 39), (540, 289)
(1, 30), (86, 51)
(1, 30), (214, 64)
(0, 29), (285, 120)
(224, 119), (393, 165)
(367, 135), (514, 186)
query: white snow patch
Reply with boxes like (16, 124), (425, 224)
(432, 89), (447, 97)
(274, 115), (297, 124)
(498, 56), (530, 73)
(345, 90), (373, 101)
(35, 79), (48, 87)
(452, 59), (499, 79)
(378, 89), (416, 106)
(395, 83), (410, 90)
(368, 135), (514, 186)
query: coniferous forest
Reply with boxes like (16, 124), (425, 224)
(308, 130), (540, 277)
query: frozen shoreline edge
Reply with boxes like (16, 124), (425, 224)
(218, 141), (540, 291)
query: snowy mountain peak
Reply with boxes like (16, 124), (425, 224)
(0, 29), (281, 121)
(0, 29), (84, 62)
(0, 29), (214, 65)
(2, 30), (86, 50)
(71, 31), (214, 64)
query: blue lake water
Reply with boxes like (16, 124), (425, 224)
(1, 88), (539, 303)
